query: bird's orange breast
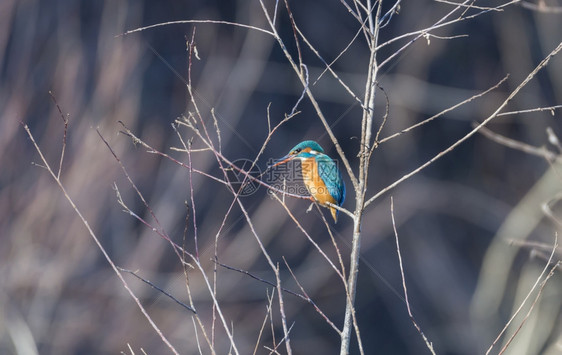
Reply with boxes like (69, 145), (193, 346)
(301, 158), (337, 205)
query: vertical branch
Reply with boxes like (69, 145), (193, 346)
(192, 316), (204, 355)
(275, 262), (292, 354)
(365, 0), (376, 34)
(360, 0), (382, 186)
(175, 129), (199, 259)
(340, 2), (383, 355)
(186, 28), (221, 350)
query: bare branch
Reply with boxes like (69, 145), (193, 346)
(283, 0), (303, 68)
(48, 91), (69, 180)
(391, 197), (436, 354)
(476, 125), (560, 162)
(214, 261), (307, 300)
(119, 19), (274, 37)
(117, 267), (196, 314)
(435, 0), (504, 11)
(497, 104), (562, 117)
(253, 290), (276, 355)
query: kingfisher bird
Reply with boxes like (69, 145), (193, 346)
(273, 140), (346, 223)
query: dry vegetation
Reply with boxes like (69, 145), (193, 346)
(2, 0), (562, 354)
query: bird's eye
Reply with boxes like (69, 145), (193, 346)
(293, 148), (301, 154)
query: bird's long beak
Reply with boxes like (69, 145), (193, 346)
(269, 155), (295, 168)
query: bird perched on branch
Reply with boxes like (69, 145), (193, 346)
(273, 140), (345, 223)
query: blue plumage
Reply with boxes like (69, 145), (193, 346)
(316, 154), (345, 206)
(275, 140), (346, 222)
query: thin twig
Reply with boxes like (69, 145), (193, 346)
(283, 257), (342, 334)
(313, 204), (347, 278)
(254, 289), (276, 355)
(267, 321), (295, 355)
(119, 121), (227, 185)
(435, 0), (504, 11)
(214, 261), (306, 300)
(192, 317), (203, 355)
(290, 64), (308, 116)
(336, 0), (369, 35)
(275, 262), (292, 355)
(379, 0), (402, 28)
(476, 125), (560, 163)
(497, 104), (562, 117)
(117, 267), (197, 313)
(391, 197), (436, 354)
(173, 123), (200, 259)
(371, 83), (390, 156)
(48, 91), (68, 180)
(486, 235), (559, 355)
(268, 288), (277, 353)
(119, 19), (274, 37)
(313, 14), (371, 86)
(191, 258), (241, 355)
(283, 0), (303, 68)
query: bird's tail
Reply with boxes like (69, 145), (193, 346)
(331, 207), (338, 223)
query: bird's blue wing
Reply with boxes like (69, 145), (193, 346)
(316, 155), (345, 206)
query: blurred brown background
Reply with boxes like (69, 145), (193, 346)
(1, 0), (561, 354)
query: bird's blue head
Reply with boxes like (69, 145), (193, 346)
(273, 140), (324, 166)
